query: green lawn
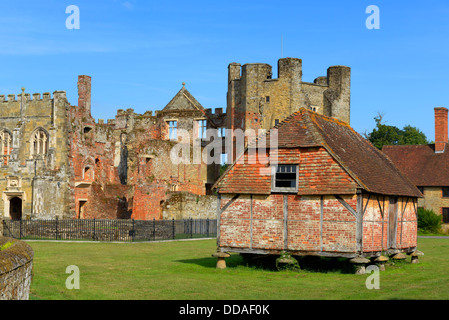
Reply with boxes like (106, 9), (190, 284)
(26, 238), (449, 300)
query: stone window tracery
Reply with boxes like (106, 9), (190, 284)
(0, 130), (12, 165)
(30, 129), (48, 158)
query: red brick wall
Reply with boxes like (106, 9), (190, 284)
(219, 194), (358, 254)
(362, 195), (387, 252)
(361, 195), (417, 253)
(396, 197), (418, 249)
(219, 192), (418, 255)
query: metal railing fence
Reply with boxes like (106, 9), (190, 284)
(2, 218), (217, 242)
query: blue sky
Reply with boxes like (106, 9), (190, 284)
(0, 0), (448, 140)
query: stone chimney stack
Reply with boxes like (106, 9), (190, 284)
(434, 107), (448, 153)
(77, 75), (92, 114)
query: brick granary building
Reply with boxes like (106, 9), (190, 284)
(213, 109), (422, 261)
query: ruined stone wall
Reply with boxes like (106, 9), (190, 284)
(162, 192), (216, 219)
(0, 90), (72, 219)
(0, 237), (33, 300)
(69, 79), (222, 220)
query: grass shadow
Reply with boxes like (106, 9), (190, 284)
(176, 253), (244, 269)
(177, 253), (356, 274)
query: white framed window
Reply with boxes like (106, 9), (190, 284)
(197, 119), (207, 139)
(167, 121), (177, 140)
(271, 164), (298, 193)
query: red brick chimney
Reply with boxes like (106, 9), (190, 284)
(435, 107), (448, 153)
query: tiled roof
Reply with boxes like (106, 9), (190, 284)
(214, 108), (422, 198)
(382, 144), (449, 187)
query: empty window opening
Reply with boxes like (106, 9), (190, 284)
(197, 119), (207, 139)
(168, 121), (177, 140)
(79, 200), (87, 219)
(218, 127), (226, 138)
(84, 166), (94, 181)
(83, 127), (92, 134)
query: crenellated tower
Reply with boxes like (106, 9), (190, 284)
(226, 57), (351, 133)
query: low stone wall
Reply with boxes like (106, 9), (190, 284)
(0, 237), (34, 300)
(162, 192), (216, 219)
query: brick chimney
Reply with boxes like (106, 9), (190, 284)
(435, 107), (448, 153)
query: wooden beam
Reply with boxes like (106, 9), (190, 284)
(356, 193), (363, 254)
(335, 195), (357, 217)
(283, 195), (288, 250)
(320, 196), (324, 252)
(216, 194), (240, 247)
(216, 193), (221, 246)
(250, 194), (253, 249)
(220, 194), (240, 214)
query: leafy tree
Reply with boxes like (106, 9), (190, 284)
(399, 125), (428, 145)
(365, 113), (429, 149)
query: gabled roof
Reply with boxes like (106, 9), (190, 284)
(161, 84), (221, 128)
(214, 108), (422, 198)
(162, 85), (205, 113)
(382, 144), (449, 187)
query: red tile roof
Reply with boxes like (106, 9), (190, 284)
(382, 144), (449, 187)
(214, 108), (422, 198)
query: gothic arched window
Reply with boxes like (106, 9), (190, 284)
(0, 130), (12, 165)
(31, 129), (48, 157)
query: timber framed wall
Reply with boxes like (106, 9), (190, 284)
(217, 192), (418, 258)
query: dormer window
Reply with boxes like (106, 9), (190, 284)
(272, 165), (298, 193)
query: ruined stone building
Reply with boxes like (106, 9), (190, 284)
(0, 57), (352, 220)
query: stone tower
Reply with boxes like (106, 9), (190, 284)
(226, 57), (351, 133)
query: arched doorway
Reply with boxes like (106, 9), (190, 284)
(10, 197), (22, 220)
